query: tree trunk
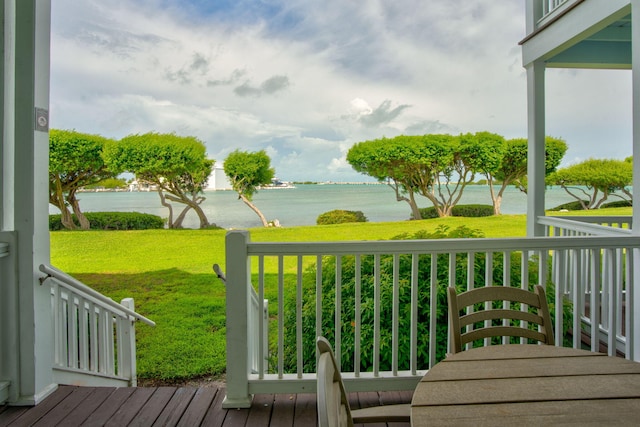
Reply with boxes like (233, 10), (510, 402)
(165, 192), (211, 229)
(50, 179), (77, 230)
(240, 194), (269, 227)
(67, 190), (90, 230)
(387, 180), (421, 220)
(157, 190), (175, 228)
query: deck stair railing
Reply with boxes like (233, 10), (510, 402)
(39, 264), (155, 387)
(223, 228), (640, 408)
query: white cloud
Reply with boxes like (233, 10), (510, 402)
(49, 0), (631, 182)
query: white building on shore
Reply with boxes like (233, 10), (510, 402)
(206, 162), (232, 190)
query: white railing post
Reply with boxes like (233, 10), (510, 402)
(223, 230), (253, 408)
(120, 298), (137, 386)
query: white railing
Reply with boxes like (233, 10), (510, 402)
(543, 0), (569, 16)
(40, 264), (155, 387)
(541, 215), (632, 237)
(223, 228), (640, 407)
(541, 216), (632, 355)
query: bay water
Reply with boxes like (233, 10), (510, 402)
(53, 184), (583, 229)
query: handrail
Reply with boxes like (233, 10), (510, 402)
(39, 264), (156, 326)
(539, 216), (632, 236)
(244, 234), (640, 255)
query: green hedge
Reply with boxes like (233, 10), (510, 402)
(49, 212), (165, 230)
(417, 204), (494, 219)
(317, 209), (368, 225)
(550, 199), (632, 211)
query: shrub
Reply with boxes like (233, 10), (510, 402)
(549, 201), (588, 211)
(317, 209), (368, 225)
(451, 204), (494, 217)
(417, 204), (494, 219)
(601, 199), (632, 208)
(49, 212), (165, 230)
(282, 225), (571, 374)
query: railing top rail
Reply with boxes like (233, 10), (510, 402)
(540, 216), (632, 236)
(40, 264), (156, 326)
(241, 235), (640, 256)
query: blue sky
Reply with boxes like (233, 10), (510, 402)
(50, 1), (632, 182)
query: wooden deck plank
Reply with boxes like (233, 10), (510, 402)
(32, 386), (95, 427)
(218, 405), (249, 426)
(198, 387), (228, 427)
(55, 386), (117, 426)
(268, 393), (296, 427)
(245, 393), (275, 426)
(0, 405), (29, 425)
(3, 385), (74, 426)
(176, 387), (218, 427)
(128, 387), (177, 427)
(0, 386), (411, 426)
(105, 386), (156, 427)
(292, 393), (317, 427)
(82, 387), (136, 426)
(151, 387), (197, 427)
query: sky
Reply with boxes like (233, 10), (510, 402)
(49, 0), (633, 183)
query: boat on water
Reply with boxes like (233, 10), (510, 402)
(259, 178), (295, 189)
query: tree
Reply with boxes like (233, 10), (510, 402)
(546, 158), (633, 209)
(346, 136), (425, 220)
(484, 136), (567, 215)
(347, 133), (501, 218)
(102, 132), (214, 228)
(224, 150), (275, 227)
(49, 129), (116, 230)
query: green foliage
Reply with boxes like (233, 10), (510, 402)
(49, 212), (165, 230)
(49, 129), (118, 229)
(223, 150), (275, 200)
(102, 132), (214, 228)
(547, 158), (633, 209)
(602, 200), (632, 208)
(417, 204), (494, 219)
(548, 200), (588, 211)
(316, 210), (368, 225)
(346, 132), (568, 218)
(83, 178), (128, 190)
(282, 225), (570, 373)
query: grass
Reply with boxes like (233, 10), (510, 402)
(49, 207), (630, 382)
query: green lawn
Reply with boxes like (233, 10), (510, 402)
(49, 207), (630, 382)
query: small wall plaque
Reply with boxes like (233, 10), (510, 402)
(35, 107), (49, 132)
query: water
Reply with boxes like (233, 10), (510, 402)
(53, 184), (581, 229)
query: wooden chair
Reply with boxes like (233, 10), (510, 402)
(316, 336), (411, 427)
(447, 285), (555, 354)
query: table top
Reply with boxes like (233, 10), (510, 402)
(411, 344), (640, 426)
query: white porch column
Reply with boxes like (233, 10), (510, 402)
(0, 0), (55, 405)
(631, 0), (640, 362)
(526, 60), (546, 237)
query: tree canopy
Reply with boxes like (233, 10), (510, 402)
(102, 132), (214, 228)
(547, 158), (632, 209)
(484, 136), (567, 214)
(49, 129), (116, 229)
(224, 149), (275, 227)
(347, 133), (501, 218)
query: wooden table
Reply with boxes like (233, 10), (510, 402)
(411, 344), (640, 426)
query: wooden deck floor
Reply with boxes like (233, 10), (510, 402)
(0, 385), (413, 426)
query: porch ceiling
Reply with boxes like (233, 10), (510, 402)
(546, 14), (631, 69)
